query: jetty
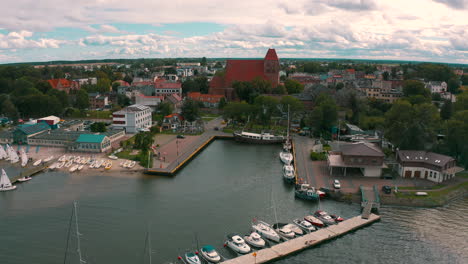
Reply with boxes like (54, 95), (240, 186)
(221, 213), (381, 264)
(145, 133), (233, 176)
(10, 163), (50, 183)
(360, 185), (380, 219)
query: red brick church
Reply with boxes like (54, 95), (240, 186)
(209, 48), (280, 100)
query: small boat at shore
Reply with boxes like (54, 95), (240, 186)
(65, 161), (73, 168)
(33, 159), (42, 166)
(44, 155), (54, 163)
(56, 162), (65, 169)
(244, 232), (266, 248)
(21, 150), (28, 167)
(105, 161), (112, 170)
(77, 165), (84, 171)
(69, 165), (78, 172)
(304, 215), (324, 227)
(17, 175), (32, 182)
(292, 219), (316, 233)
(49, 163), (57, 170)
(128, 161), (136, 168)
(0, 169), (16, 191)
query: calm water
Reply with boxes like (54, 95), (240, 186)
(0, 140), (467, 264)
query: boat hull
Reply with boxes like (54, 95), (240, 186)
(294, 190), (319, 201)
(17, 177), (32, 182)
(233, 134), (285, 144)
(0, 185), (17, 191)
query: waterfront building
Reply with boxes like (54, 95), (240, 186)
(71, 134), (112, 153)
(396, 150), (463, 183)
(13, 122), (51, 144)
(327, 142), (386, 177)
(112, 104), (152, 133)
(209, 48), (280, 100)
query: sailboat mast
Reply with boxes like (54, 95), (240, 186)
(148, 225), (152, 264)
(73, 202), (86, 263)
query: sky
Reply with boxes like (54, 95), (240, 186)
(0, 0), (467, 64)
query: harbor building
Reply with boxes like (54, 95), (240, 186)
(13, 122), (51, 144)
(327, 142), (386, 177)
(71, 134), (112, 153)
(112, 104), (152, 133)
(396, 150), (463, 183)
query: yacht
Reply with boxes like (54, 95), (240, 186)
(283, 223), (304, 236)
(282, 164), (295, 183)
(251, 220), (281, 242)
(244, 232), (266, 248)
(294, 184), (320, 201)
(225, 234), (250, 254)
(330, 214), (344, 223)
(314, 210), (337, 226)
(272, 223), (295, 239)
(279, 151), (293, 165)
(233, 131), (285, 144)
(199, 245), (222, 263)
(0, 169), (16, 191)
(292, 219), (316, 233)
(304, 215), (324, 227)
(184, 252), (202, 264)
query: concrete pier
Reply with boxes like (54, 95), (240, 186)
(221, 213), (381, 264)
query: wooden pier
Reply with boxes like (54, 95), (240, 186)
(360, 185), (380, 219)
(221, 213), (381, 264)
(145, 134), (233, 176)
(10, 163), (50, 183)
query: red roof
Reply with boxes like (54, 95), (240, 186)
(47, 78), (74, 89)
(114, 80), (130, 86)
(346, 69), (355, 74)
(138, 94), (164, 99)
(132, 81), (153, 86)
(164, 113), (184, 121)
(155, 82), (182, 89)
(188, 92), (224, 103)
(225, 60), (266, 86)
(264, 48), (279, 61)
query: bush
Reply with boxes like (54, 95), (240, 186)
(310, 151), (327, 161)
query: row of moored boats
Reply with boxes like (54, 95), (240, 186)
(178, 210), (344, 263)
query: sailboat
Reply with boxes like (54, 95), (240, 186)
(0, 168), (17, 191)
(9, 145), (19, 164)
(21, 149), (28, 167)
(0, 145), (7, 160)
(279, 105), (293, 165)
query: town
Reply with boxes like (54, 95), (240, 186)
(1, 48), (467, 263)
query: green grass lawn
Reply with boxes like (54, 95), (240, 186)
(395, 181), (468, 199)
(115, 150), (138, 160)
(201, 116), (217, 121)
(458, 172), (468, 179)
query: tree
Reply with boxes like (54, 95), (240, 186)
(1, 99), (19, 122)
(96, 78), (111, 93)
(447, 77), (460, 94)
(111, 82), (120, 91)
(284, 79), (304, 94)
(75, 89), (89, 110)
(272, 84), (287, 94)
(461, 75), (468, 85)
(233, 81), (257, 103)
(453, 91), (468, 112)
(157, 102), (174, 116)
(123, 75), (133, 84)
(47, 89), (69, 109)
(280, 95), (304, 115)
(182, 79), (198, 94)
(117, 94), (131, 107)
(382, 71), (389, 81)
(35, 80), (52, 94)
(440, 100), (452, 120)
(134, 132), (154, 151)
(335, 82), (344, 90)
(444, 111), (468, 168)
(90, 122), (107, 132)
(201, 57), (207, 66)
(223, 101), (253, 123)
(253, 95), (279, 126)
(0, 78), (12, 94)
(194, 76), (209, 94)
(181, 99), (200, 122)
(403, 80), (430, 98)
(218, 97), (227, 109)
(306, 93), (337, 134)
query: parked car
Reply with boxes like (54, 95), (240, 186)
(214, 127), (219, 131)
(382, 185), (392, 194)
(333, 179), (341, 189)
(176, 135), (185, 139)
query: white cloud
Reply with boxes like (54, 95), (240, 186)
(433, 0), (468, 9)
(0, 31), (66, 49)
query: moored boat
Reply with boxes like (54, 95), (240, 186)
(17, 176), (32, 182)
(225, 234), (250, 254)
(294, 184), (320, 201)
(0, 169), (16, 191)
(331, 214), (344, 222)
(233, 131), (285, 144)
(33, 159), (42, 166)
(184, 252), (202, 264)
(272, 223), (295, 239)
(304, 215), (324, 227)
(292, 218), (316, 233)
(279, 150), (293, 165)
(283, 223), (304, 236)
(128, 160), (136, 168)
(69, 165), (78, 172)
(244, 232), (266, 248)
(314, 210), (337, 225)
(105, 161), (112, 170)
(56, 162), (65, 169)
(282, 164), (295, 183)
(199, 245), (222, 263)
(251, 220), (281, 242)
(44, 155), (54, 163)
(77, 165), (84, 171)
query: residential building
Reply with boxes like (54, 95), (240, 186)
(187, 92), (225, 108)
(209, 48), (280, 100)
(362, 87), (403, 103)
(13, 122), (51, 144)
(88, 93), (109, 109)
(154, 80), (182, 97)
(396, 150), (463, 183)
(162, 113), (184, 130)
(163, 94), (183, 112)
(135, 93), (164, 111)
(74, 77), (97, 86)
(47, 78), (80, 94)
(426, 81), (447, 93)
(112, 104), (152, 133)
(327, 142), (386, 177)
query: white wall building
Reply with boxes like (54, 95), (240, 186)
(112, 104), (152, 133)
(135, 93), (163, 111)
(426, 81), (447, 93)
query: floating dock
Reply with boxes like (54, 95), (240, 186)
(221, 213), (380, 264)
(145, 134), (233, 176)
(10, 163), (50, 183)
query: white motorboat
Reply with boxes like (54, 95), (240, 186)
(225, 234), (250, 254)
(272, 223), (295, 239)
(244, 232), (266, 248)
(200, 245), (222, 263)
(74, 156), (81, 163)
(292, 219), (316, 233)
(108, 155), (118, 160)
(184, 252), (202, 264)
(58, 155), (66, 162)
(0, 169), (17, 191)
(21, 149), (28, 167)
(44, 155), (54, 163)
(65, 161), (73, 168)
(77, 165), (84, 171)
(128, 160), (136, 168)
(283, 223), (304, 236)
(69, 165), (78, 172)
(251, 220), (281, 242)
(304, 215), (324, 227)
(56, 162), (65, 169)
(33, 159), (42, 166)
(282, 164), (295, 183)
(17, 175), (32, 182)
(279, 151), (293, 165)
(314, 210), (337, 226)
(122, 160), (130, 168)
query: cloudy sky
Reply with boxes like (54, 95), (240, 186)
(1, 0), (467, 64)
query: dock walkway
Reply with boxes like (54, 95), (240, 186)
(221, 213), (381, 264)
(10, 163), (50, 183)
(360, 185), (380, 217)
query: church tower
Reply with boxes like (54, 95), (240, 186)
(263, 49), (280, 87)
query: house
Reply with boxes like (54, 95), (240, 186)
(164, 93), (183, 112)
(209, 49), (280, 100)
(13, 122), (51, 144)
(187, 92), (225, 108)
(396, 150), (463, 183)
(37, 115), (61, 129)
(88, 93), (109, 109)
(425, 81), (447, 93)
(135, 93), (164, 111)
(47, 78), (80, 94)
(112, 104), (152, 133)
(162, 113), (184, 130)
(71, 134), (112, 153)
(154, 80), (182, 97)
(74, 77), (97, 86)
(327, 142), (386, 177)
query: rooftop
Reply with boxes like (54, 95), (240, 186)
(397, 150), (455, 167)
(114, 104), (151, 114)
(16, 122), (50, 135)
(76, 134), (106, 143)
(340, 142), (384, 157)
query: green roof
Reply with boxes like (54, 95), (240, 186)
(17, 122), (50, 135)
(76, 134), (106, 143)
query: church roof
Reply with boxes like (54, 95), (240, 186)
(264, 48), (279, 61)
(225, 60), (265, 85)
